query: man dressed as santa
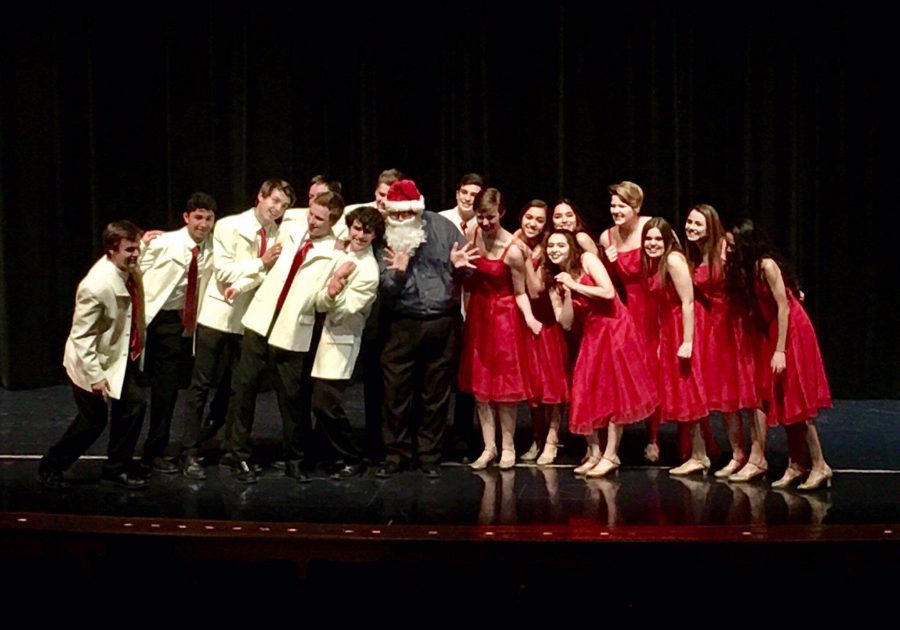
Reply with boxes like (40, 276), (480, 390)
(375, 179), (478, 478)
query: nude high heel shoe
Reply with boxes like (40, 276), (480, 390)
(469, 447), (497, 471)
(498, 448), (516, 470)
(669, 456), (711, 477)
(714, 458), (745, 479)
(797, 465), (833, 491)
(536, 442), (559, 466)
(520, 441), (540, 462)
(728, 461), (768, 482)
(574, 454), (602, 476)
(771, 463), (808, 489)
(585, 456), (620, 478)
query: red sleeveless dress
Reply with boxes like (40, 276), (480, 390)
(458, 239), (537, 403)
(754, 268), (831, 426)
(525, 257), (569, 404)
(693, 263), (758, 412)
(606, 229), (658, 374)
(568, 274), (658, 434)
(647, 272), (708, 422)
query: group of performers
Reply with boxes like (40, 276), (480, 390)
(37, 171), (833, 492)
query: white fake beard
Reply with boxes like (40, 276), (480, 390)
(385, 214), (427, 254)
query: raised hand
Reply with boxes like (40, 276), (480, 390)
(384, 247), (410, 273)
(450, 241), (480, 269)
(261, 243), (283, 269)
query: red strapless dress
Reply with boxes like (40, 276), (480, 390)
(525, 258), (569, 404)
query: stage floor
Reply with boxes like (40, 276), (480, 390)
(1, 385), (897, 533)
(1, 387), (897, 618)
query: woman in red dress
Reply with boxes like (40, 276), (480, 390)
(459, 188), (540, 470)
(684, 204), (758, 478)
(515, 200), (570, 465)
(641, 218), (711, 475)
(726, 219), (832, 490)
(598, 182), (661, 462)
(544, 229), (657, 477)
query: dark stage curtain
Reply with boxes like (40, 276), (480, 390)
(1, 2), (896, 397)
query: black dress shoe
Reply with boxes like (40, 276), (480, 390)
(231, 460), (258, 484)
(375, 461), (403, 478)
(420, 462), (442, 479)
(181, 455), (207, 480)
(331, 462), (363, 480)
(148, 456), (179, 475)
(130, 461), (153, 479)
(285, 460), (312, 483)
(38, 469), (72, 491)
(101, 469), (149, 489)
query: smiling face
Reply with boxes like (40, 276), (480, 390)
(545, 233), (571, 267)
(610, 194), (638, 226)
(255, 188), (290, 225)
(642, 227), (665, 259)
(108, 238), (141, 272)
(456, 184), (481, 217)
(307, 202), (334, 239)
(552, 203), (578, 231)
(684, 209), (707, 242)
(184, 208), (215, 243)
(347, 219), (375, 252)
(476, 204), (503, 234)
(520, 206), (547, 240)
(374, 183), (391, 213)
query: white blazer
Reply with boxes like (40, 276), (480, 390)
(139, 227), (213, 325)
(62, 256), (137, 400)
(197, 208), (275, 334)
(311, 245), (379, 380)
(241, 222), (337, 352)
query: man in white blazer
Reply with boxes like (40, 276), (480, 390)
(437, 173), (483, 463)
(311, 205), (383, 479)
(137, 192), (216, 474)
(225, 191), (345, 483)
(179, 179), (295, 479)
(39, 221), (149, 490)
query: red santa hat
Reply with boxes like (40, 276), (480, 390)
(385, 179), (425, 213)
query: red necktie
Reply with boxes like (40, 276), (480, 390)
(126, 275), (143, 361)
(275, 239), (313, 312)
(258, 228), (267, 257)
(182, 246), (200, 334)
(460, 221), (467, 234)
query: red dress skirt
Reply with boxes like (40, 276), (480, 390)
(568, 274), (658, 434)
(525, 259), (569, 404)
(754, 271), (832, 426)
(458, 253), (536, 403)
(647, 273), (708, 422)
(693, 263), (758, 412)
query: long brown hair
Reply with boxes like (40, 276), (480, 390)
(541, 229), (584, 283)
(641, 217), (684, 288)
(684, 203), (726, 279)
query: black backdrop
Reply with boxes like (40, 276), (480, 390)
(1, 2), (896, 397)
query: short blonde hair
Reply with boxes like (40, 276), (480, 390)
(608, 181), (644, 210)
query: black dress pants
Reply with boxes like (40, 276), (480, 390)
(142, 310), (192, 460)
(41, 361), (146, 474)
(381, 313), (458, 466)
(225, 328), (315, 464)
(180, 324), (241, 457)
(313, 377), (361, 464)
